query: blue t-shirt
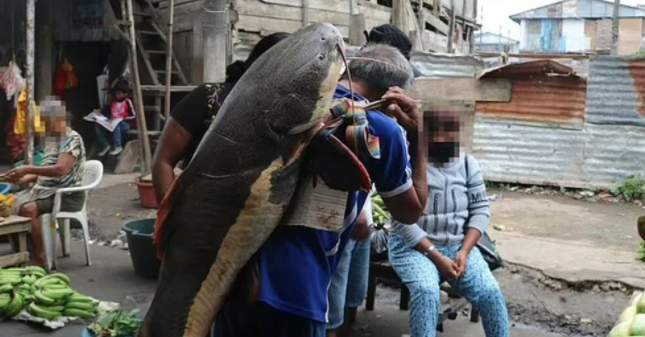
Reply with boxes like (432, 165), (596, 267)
(257, 84), (413, 322)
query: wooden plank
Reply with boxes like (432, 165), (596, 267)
(423, 8), (448, 35)
(0, 223), (29, 237)
(410, 78), (512, 102)
(236, 15), (349, 37)
(261, 0), (348, 14)
(392, 0), (407, 31)
(17, 232), (27, 252)
(141, 85), (197, 92)
(0, 252), (29, 267)
(235, 1), (351, 27)
(0, 216), (32, 227)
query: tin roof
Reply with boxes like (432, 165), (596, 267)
(477, 60), (584, 79)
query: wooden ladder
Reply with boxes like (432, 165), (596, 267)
(115, 0), (188, 131)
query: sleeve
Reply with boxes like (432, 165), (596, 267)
(170, 84), (210, 136)
(465, 155), (490, 234)
(391, 221), (428, 248)
(126, 99), (136, 119)
(59, 134), (83, 159)
(366, 126), (412, 199)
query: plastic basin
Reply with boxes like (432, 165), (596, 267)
(122, 218), (161, 279)
(135, 179), (158, 209)
(0, 183), (11, 195)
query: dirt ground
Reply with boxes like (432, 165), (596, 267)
(488, 189), (644, 252)
(76, 182), (642, 337)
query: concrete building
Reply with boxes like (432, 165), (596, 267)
(511, 0), (645, 55)
(474, 32), (520, 53)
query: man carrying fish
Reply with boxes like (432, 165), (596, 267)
(211, 43), (427, 336)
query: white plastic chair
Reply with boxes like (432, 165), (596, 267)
(40, 160), (104, 270)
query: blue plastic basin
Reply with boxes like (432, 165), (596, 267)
(0, 183), (12, 195)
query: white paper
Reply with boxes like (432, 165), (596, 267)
(84, 111), (122, 132)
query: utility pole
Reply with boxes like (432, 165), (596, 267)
(447, 0), (456, 53)
(164, 0), (175, 120)
(25, 0), (35, 165)
(612, 0), (620, 55)
(203, 0), (228, 82)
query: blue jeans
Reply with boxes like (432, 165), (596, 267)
(95, 121), (129, 148)
(389, 235), (509, 337)
(326, 238), (371, 330)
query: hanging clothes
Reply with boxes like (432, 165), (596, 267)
(53, 57), (79, 97)
(0, 62), (25, 101)
(14, 86), (45, 136)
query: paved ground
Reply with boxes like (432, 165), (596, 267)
(2, 241), (565, 337)
(2, 177), (643, 336)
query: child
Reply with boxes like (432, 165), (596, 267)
(95, 79), (135, 156)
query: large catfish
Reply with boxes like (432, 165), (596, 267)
(140, 23), (347, 337)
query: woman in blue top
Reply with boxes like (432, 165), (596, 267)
(389, 110), (509, 337)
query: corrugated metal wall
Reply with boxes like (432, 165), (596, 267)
(476, 77), (587, 127)
(472, 55), (645, 189)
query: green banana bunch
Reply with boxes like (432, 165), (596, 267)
(28, 302), (62, 321)
(2, 291), (24, 317)
(64, 292), (98, 320)
(0, 293), (11, 311)
(370, 193), (390, 225)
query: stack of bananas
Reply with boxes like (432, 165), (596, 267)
(370, 193), (390, 225)
(0, 193), (15, 218)
(0, 267), (98, 322)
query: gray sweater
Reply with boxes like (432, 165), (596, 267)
(391, 154), (490, 247)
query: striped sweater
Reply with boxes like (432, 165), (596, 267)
(391, 154), (490, 247)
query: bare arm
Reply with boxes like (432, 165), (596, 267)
(380, 88), (428, 224)
(152, 117), (193, 204)
(350, 206), (371, 240)
(8, 153), (75, 180)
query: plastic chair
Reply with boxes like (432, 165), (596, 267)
(40, 160), (104, 270)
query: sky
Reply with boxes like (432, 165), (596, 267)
(480, 0), (645, 40)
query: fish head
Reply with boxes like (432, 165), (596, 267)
(234, 23), (346, 137)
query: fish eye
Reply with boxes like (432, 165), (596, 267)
(317, 54), (325, 60)
(321, 37), (326, 41)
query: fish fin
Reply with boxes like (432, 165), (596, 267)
(153, 173), (185, 260)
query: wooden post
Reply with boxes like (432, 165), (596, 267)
(126, 0), (152, 174)
(470, 0), (477, 53)
(25, 0), (36, 165)
(417, 0), (426, 51)
(302, 0), (310, 27)
(203, 0), (228, 82)
(447, 0), (456, 53)
(392, 0), (407, 32)
(349, 14), (366, 45)
(611, 0), (620, 55)
(461, 0), (466, 51)
(164, 0), (175, 121)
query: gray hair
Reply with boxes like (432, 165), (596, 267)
(343, 43), (414, 92)
(40, 96), (67, 118)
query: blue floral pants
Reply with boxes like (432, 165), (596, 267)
(389, 235), (509, 337)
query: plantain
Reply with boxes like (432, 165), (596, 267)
(26, 266), (46, 277)
(0, 284), (13, 293)
(0, 293), (10, 310)
(34, 290), (56, 306)
(42, 288), (74, 300)
(47, 273), (70, 286)
(65, 301), (97, 312)
(63, 308), (96, 320)
(68, 292), (94, 303)
(3, 292), (24, 317)
(28, 303), (62, 321)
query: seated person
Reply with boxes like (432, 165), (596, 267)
(6, 99), (87, 266)
(389, 110), (509, 337)
(95, 78), (136, 157)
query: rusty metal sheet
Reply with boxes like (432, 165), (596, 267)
(477, 59), (582, 79)
(586, 55), (645, 126)
(472, 116), (645, 189)
(476, 77), (587, 127)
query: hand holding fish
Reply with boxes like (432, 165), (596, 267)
(382, 87), (421, 134)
